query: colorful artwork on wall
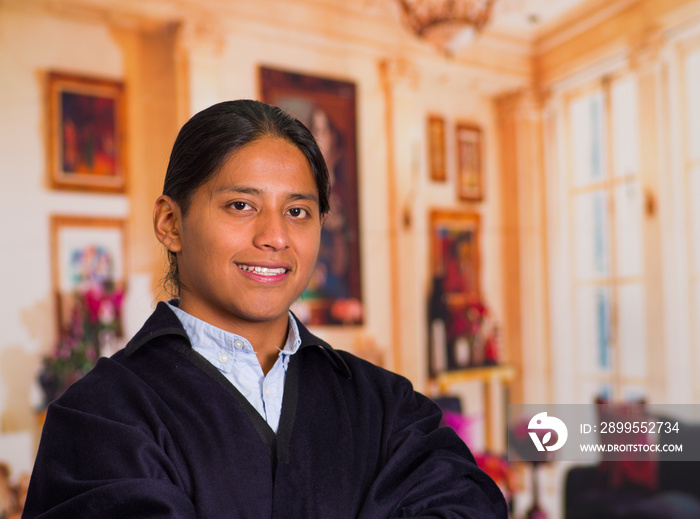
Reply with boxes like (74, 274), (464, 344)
(428, 210), (485, 372)
(50, 215), (127, 333)
(47, 72), (126, 192)
(430, 210), (480, 301)
(260, 66), (362, 326)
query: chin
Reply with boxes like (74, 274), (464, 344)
(237, 304), (291, 324)
(239, 292), (305, 322)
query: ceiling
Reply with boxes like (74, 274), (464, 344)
(6, 0), (597, 42)
(488, 0), (593, 37)
(361, 0), (597, 39)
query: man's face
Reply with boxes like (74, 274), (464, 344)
(174, 136), (322, 332)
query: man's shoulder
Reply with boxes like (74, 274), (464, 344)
(315, 348), (422, 403)
(334, 349), (399, 380)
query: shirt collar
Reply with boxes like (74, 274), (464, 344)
(124, 301), (350, 378)
(165, 301), (302, 358)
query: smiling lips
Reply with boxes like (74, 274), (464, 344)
(236, 263), (289, 280)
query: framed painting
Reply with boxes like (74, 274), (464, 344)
(47, 72), (126, 192)
(427, 115), (446, 182)
(428, 210), (481, 372)
(50, 215), (127, 333)
(430, 210), (480, 303)
(455, 123), (483, 201)
(260, 66), (362, 326)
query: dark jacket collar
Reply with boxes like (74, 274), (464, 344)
(124, 301), (351, 378)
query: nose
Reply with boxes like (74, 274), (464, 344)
(253, 210), (290, 251)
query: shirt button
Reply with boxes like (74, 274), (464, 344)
(219, 353), (228, 363)
(264, 386), (271, 397)
(234, 340), (244, 350)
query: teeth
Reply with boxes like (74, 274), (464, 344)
(237, 264), (286, 276)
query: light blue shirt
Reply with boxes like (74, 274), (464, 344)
(166, 302), (301, 433)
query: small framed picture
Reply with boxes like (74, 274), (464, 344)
(427, 115), (446, 182)
(50, 215), (127, 332)
(47, 72), (126, 192)
(455, 123), (483, 201)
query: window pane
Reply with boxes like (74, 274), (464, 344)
(570, 92), (607, 186)
(611, 77), (639, 178)
(618, 283), (646, 379)
(621, 385), (647, 402)
(574, 190), (610, 278)
(614, 180), (644, 277)
(576, 285), (612, 374)
(685, 49), (700, 162)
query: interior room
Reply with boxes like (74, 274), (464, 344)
(2, 0), (700, 517)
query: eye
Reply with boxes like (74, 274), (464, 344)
(287, 207), (309, 218)
(231, 201), (252, 211)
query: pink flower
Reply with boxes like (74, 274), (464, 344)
(82, 284), (105, 323)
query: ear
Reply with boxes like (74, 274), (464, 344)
(153, 195), (183, 253)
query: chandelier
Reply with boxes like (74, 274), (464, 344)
(396, 0), (497, 54)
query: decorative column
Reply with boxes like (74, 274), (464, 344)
(495, 90), (550, 406)
(378, 57), (420, 378)
(112, 21), (182, 301)
(174, 16), (226, 117)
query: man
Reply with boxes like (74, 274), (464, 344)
(24, 100), (507, 518)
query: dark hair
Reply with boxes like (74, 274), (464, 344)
(161, 99), (331, 296)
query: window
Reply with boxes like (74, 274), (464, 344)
(566, 75), (647, 402)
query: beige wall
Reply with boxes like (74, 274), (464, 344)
(0, 0), (523, 436)
(0, 6), (127, 433)
(5, 0), (700, 452)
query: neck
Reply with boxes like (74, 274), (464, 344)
(176, 298), (289, 375)
(237, 319), (289, 375)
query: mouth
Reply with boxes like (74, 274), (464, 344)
(236, 263), (289, 277)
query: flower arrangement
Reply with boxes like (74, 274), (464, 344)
(448, 299), (500, 367)
(427, 274), (502, 372)
(39, 281), (124, 407)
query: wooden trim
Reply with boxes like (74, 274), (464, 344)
(496, 93), (524, 405)
(379, 60), (402, 374)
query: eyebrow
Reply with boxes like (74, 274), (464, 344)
(214, 184), (319, 205)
